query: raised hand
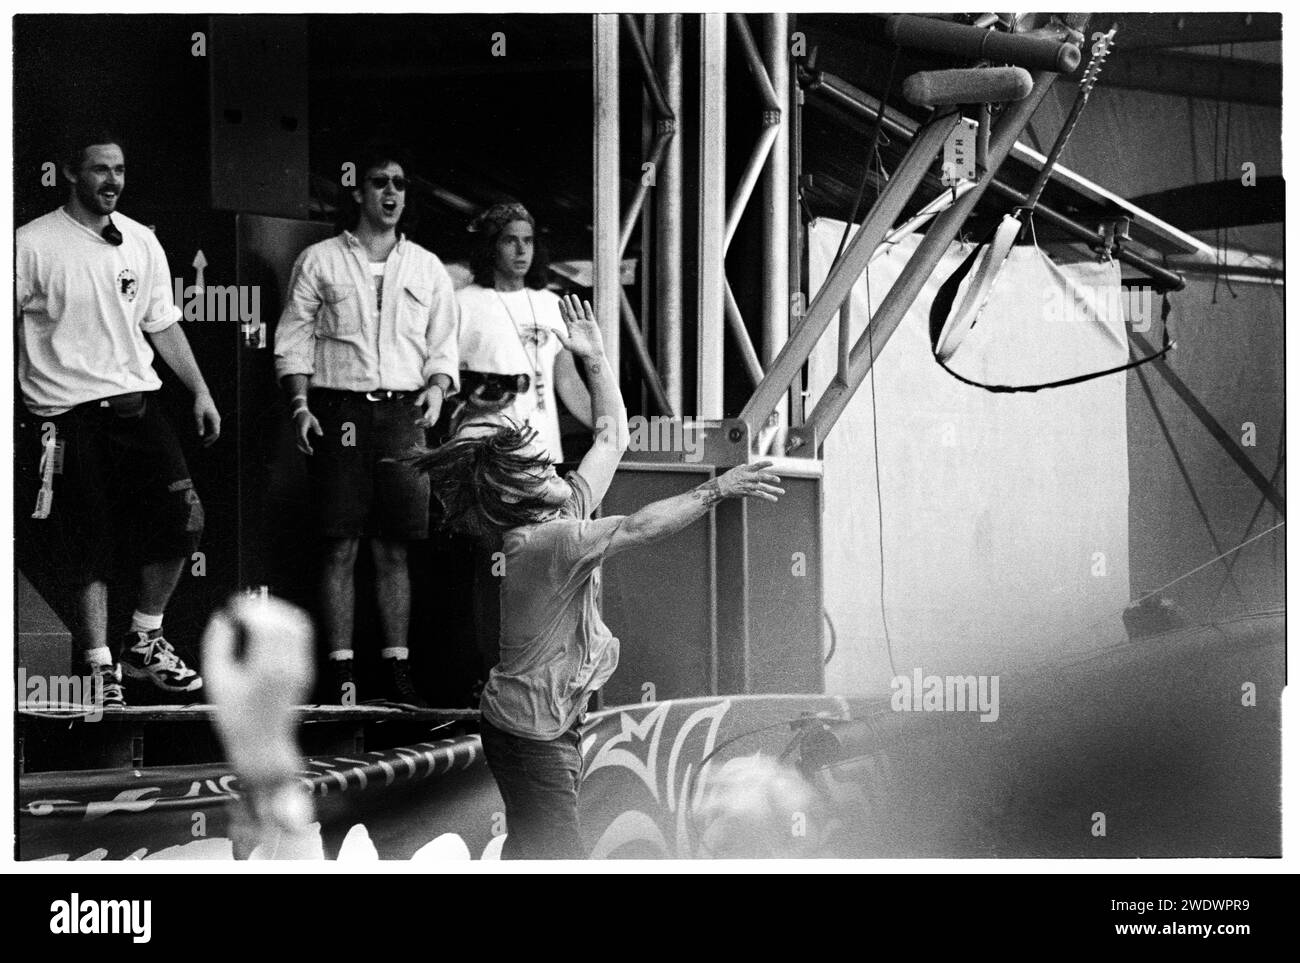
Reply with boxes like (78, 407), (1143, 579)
(203, 593), (314, 786)
(203, 594), (316, 839)
(554, 293), (605, 362)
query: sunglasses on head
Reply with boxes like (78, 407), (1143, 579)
(101, 218), (123, 246)
(367, 175), (408, 191)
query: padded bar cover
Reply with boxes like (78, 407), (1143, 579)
(885, 15), (1081, 74)
(902, 67), (1034, 107)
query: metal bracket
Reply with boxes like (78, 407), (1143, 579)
(1097, 216), (1132, 259)
(783, 422), (820, 458)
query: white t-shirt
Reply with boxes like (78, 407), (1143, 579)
(456, 283), (567, 461)
(16, 208), (181, 415)
(369, 260), (387, 312)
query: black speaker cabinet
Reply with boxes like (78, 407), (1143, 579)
(208, 15), (310, 218)
(599, 458), (824, 706)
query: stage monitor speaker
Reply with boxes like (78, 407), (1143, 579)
(716, 460), (825, 695)
(599, 459), (825, 707)
(600, 465), (719, 706)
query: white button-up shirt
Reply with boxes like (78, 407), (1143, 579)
(274, 231), (460, 393)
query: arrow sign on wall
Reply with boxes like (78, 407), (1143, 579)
(192, 250), (207, 292)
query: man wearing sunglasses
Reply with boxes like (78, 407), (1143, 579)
(274, 141), (459, 707)
(16, 130), (220, 708)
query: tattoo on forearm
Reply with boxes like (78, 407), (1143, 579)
(588, 361), (602, 375)
(690, 479), (724, 507)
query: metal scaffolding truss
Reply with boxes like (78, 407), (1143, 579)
(592, 13), (791, 429)
(740, 14), (1086, 454)
(592, 14), (1207, 467)
(700, 13), (791, 424)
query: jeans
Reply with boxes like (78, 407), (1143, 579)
(479, 717), (584, 859)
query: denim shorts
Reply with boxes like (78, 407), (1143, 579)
(307, 389), (431, 540)
(479, 717), (585, 859)
(17, 394), (204, 584)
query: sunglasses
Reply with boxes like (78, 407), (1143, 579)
(367, 175), (408, 191)
(102, 218), (123, 246)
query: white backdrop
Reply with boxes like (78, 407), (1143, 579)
(808, 223), (1131, 694)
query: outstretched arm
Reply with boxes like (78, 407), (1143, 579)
(555, 295), (627, 507)
(606, 461), (784, 556)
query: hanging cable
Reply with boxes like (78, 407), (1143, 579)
(834, 46), (901, 263)
(1221, 45), (1239, 299)
(863, 219), (898, 680)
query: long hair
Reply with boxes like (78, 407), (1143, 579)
(409, 422), (558, 538)
(469, 206), (551, 290)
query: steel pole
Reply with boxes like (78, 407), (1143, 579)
(698, 13), (727, 418)
(655, 13), (684, 415)
(594, 14), (621, 373)
(763, 12), (791, 444)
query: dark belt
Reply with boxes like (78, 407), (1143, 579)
(313, 388), (417, 402)
(74, 391), (149, 418)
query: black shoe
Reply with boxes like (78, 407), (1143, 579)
(90, 663), (126, 709)
(121, 630), (203, 694)
(383, 659), (430, 709)
(330, 658), (357, 706)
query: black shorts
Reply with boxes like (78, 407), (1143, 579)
(16, 393), (205, 585)
(307, 389), (431, 540)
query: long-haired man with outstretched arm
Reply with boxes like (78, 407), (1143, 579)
(413, 295), (783, 859)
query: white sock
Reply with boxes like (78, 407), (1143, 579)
(381, 647), (409, 661)
(84, 646), (113, 668)
(328, 649), (355, 662)
(131, 610), (164, 634)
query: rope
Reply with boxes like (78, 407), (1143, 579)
(1129, 520), (1285, 610)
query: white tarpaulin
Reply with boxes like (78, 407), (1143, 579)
(809, 223), (1131, 695)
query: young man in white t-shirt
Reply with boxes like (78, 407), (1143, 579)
(16, 131), (221, 707)
(455, 203), (592, 463)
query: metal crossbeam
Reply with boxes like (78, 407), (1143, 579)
(795, 72), (1060, 453)
(739, 111), (960, 439)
